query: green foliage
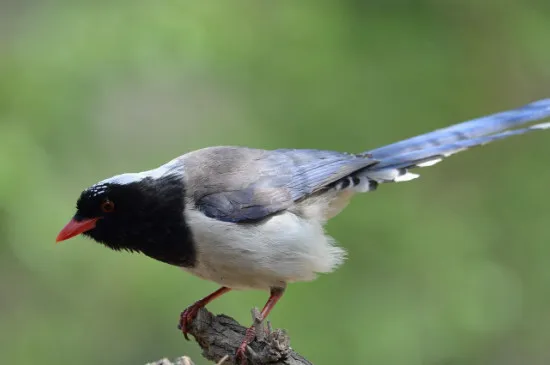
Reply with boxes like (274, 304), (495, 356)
(2, 1), (550, 364)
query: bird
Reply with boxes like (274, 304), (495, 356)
(56, 99), (550, 364)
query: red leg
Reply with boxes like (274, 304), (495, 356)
(178, 286), (231, 340)
(235, 287), (285, 365)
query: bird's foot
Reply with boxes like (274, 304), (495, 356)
(235, 326), (257, 365)
(178, 302), (204, 341)
(177, 287), (232, 341)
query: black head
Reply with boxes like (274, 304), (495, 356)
(56, 174), (195, 267)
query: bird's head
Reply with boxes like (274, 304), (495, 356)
(57, 179), (152, 249)
(56, 162), (195, 266)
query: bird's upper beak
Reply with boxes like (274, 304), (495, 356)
(56, 217), (99, 243)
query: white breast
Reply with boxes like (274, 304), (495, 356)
(182, 205), (346, 290)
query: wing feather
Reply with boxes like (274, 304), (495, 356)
(184, 147), (377, 222)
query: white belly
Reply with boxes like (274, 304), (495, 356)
(182, 207), (346, 290)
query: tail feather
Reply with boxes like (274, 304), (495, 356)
(360, 100), (550, 184)
(366, 99), (550, 160)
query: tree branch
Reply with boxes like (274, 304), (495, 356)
(147, 307), (314, 365)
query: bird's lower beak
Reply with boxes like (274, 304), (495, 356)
(56, 217), (99, 243)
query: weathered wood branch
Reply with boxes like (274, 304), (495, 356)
(147, 307), (314, 365)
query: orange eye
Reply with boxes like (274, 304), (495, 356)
(101, 199), (115, 213)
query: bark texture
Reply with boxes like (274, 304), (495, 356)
(147, 307), (314, 365)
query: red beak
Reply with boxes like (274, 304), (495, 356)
(56, 218), (99, 243)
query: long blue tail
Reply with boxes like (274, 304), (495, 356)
(362, 99), (550, 183)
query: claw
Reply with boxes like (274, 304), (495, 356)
(178, 305), (201, 341)
(234, 287), (286, 365)
(177, 287), (232, 340)
(234, 326), (256, 365)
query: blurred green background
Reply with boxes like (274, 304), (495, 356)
(2, 1), (550, 364)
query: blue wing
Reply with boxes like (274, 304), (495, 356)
(194, 148), (377, 222)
